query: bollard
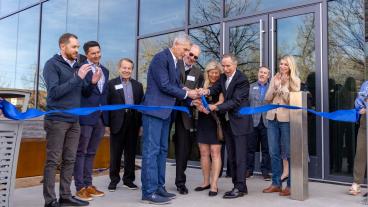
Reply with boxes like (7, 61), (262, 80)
(289, 91), (309, 201)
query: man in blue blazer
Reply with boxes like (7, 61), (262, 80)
(141, 34), (199, 204)
(74, 41), (109, 201)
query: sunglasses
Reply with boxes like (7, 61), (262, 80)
(189, 52), (199, 60)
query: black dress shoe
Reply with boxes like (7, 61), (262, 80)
(194, 185), (210, 191)
(208, 189), (218, 197)
(108, 182), (117, 192)
(223, 188), (246, 199)
(45, 200), (59, 207)
(59, 196), (89, 206)
(177, 185), (189, 195)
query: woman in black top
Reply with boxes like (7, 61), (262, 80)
(193, 60), (224, 196)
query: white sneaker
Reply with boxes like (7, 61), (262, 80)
(348, 183), (361, 195)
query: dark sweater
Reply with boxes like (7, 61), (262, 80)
(43, 54), (84, 123)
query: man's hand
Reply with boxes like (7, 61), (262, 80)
(78, 64), (92, 79)
(91, 66), (102, 84)
(208, 104), (218, 112)
(359, 108), (366, 115)
(198, 88), (210, 96)
(187, 89), (199, 99)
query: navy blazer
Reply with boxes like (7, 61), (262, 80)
(142, 48), (186, 120)
(209, 69), (253, 136)
(79, 63), (109, 126)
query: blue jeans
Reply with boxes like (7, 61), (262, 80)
(141, 114), (171, 197)
(74, 118), (105, 191)
(267, 120), (290, 187)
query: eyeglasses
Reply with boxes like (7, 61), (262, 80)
(189, 52), (199, 60)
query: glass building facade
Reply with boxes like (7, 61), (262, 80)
(0, 0), (366, 183)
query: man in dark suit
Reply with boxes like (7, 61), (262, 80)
(174, 44), (203, 194)
(107, 58), (144, 192)
(74, 41), (109, 201)
(201, 54), (253, 199)
(140, 34), (199, 204)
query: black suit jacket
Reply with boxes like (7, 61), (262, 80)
(209, 69), (253, 136)
(177, 60), (203, 130)
(79, 63), (109, 126)
(107, 77), (144, 134)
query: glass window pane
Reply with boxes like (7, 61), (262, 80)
(189, 24), (220, 70)
(229, 23), (260, 83)
(0, 0), (19, 16)
(225, 0), (306, 18)
(66, 0), (98, 45)
(0, 6), (39, 108)
(139, 0), (185, 35)
(0, 14), (17, 89)
(19, 0), (39, 8)
(328, 0), (365, 176)
(190, 0), (222, 25)
(38, 0), (67, 110)
(99, 0), (136, 79)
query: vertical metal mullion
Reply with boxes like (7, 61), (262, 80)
(185, 0), (189, 34)
(35, 3), (43, 108)
(135, 0), (140, 80)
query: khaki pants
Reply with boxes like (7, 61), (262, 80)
(353, 116), (367, 184)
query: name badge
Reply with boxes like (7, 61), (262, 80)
(187, 75), (195, 82)
(115, 84), (123, 90)
(253, 86), (259, 90)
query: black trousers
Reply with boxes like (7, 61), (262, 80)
(109, 112), (139, 185)
(174, 114), (195, 187)
(246, 119), (271, 175)
(223, 121), (248, 192)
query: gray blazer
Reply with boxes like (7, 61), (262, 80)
(249, 81), (269, 127)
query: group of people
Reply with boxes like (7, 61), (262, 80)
(42, 32), (302, 207)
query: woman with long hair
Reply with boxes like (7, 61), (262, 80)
(193, 60), (224, 197)
(262, 55), (301, 196)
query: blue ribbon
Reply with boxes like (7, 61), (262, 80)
(0, 99), (189, 121)
(200, 96), (359, 123)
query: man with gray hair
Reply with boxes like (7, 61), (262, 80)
(141, 34), (199, 204)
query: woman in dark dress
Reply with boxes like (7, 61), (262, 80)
(193, 60), (224, 196)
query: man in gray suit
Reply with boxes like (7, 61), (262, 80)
(246, 66), (271, 180)
(174, 44), (203, 194)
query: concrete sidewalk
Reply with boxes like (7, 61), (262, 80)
(15, 163), (365, 207)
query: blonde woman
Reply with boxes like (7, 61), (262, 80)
(194, 61), (224, 197)
(262, 55), (301, 196)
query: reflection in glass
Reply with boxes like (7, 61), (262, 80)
(66, 0), (98, 45)
(138, 31), (184, 90)
(229, 22), (260, 83)
(0, 6), (39, 108)
(0, 0), (18, 16)
(0, 0), (39, 16)
(276, 13), (317, 156)
(99, 0), (136, 79)
(139, 0), (185, 35)
(328, 0), (364, 176)
(38, 0), (67, 110)
(225, 0), (306, 18)
(190, 0), (222, 25)
(189, 24), (220, 70)
(0, 14), (17, 89)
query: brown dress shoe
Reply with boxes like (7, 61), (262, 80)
(262, 185), (282, 193)
(87, 185), (105, 197)
(279, 187), (291, 196)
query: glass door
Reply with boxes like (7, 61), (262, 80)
(224, 15), (268, 83)
(269, 5), (321, 178)
(224, 4), (322, 178)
